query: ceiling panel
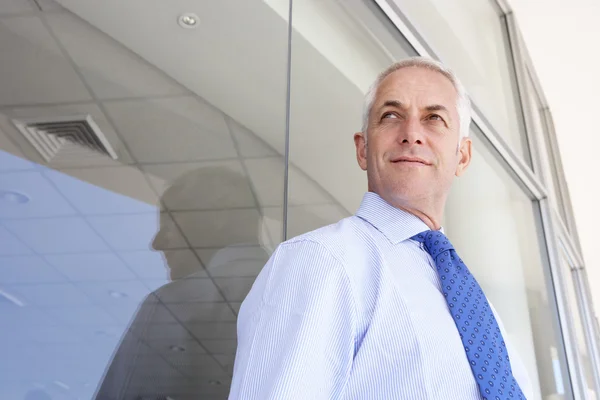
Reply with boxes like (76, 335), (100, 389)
(173, 208), (262, 248)
(54, 0), (291, 167)
(164, 302), (236, 324)
(46, 166), (158, 215)
(86, 212), (185, 251)
(228, 118), (277, 158)
(0, 16), (91, 105)
(245, 157), (332, 207)
(229, 302), (242, 314)
(287, 203), (350, 237)
(36, 0), (64, 11)
(142, 160), (256, 211)
(163, 353), (223, 371)
(2, 216), (110, 254)
(144, 337), (207, 355)
(103, 96), (238, 163)
(47, 305), (118, 326)
(212, 277), (255, 302)
(77, 280), (150, 306)
(186, 321), (237, 340)
(0, 226), (31, 255)
(100, 301), (142, 326)
(132, 301), (178, 325)
(0, 0), (38, 16)
(7, 282), (92, 307)
(119, 249), (207, 281)
(154, 278), (224, 303)
(196, 245), (269, 277)
(45, 11), (187, 100)
(159, 249), (207, 281)
(213, 354), (236, 374)
(44, 252), (137, 281)
(259, 206), (285, 249)
(0, 149), (35, 172)
(25, 324), (85, 344)
(141, 322), (195, 341)
(1, 103), (134, 166)
(201, 339), (237, 355)
(0, 171), (77, 219)
(0, 254), (67, 284)
(0, 302), (57, 327)
(0, 128), (36, 172)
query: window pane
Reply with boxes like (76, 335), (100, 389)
(392, 0), (531, 164)
(0, 1), (288, 399)
(287, 0), (416, 237)
(561, 257), (598, 399)
(523, 69), (569, 227)
(287, 0), (569, 397)
(445, 129), (570, 399)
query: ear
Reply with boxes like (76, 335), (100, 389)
(354, 132), (368, 171)
(455, 137), (472, 177)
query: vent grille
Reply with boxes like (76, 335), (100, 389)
(13, 115), (118, 164)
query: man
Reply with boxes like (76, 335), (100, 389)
(229, 57), (533, 399)
(94, 166), (274, 399)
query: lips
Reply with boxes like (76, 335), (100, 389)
(391, 156), (431, 165)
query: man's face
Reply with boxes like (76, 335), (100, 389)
(355, 67), (471, 208)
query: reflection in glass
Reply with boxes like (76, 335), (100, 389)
(288, 0), (416, 237)
(393, 0), (530, 163)
(0, 0), (288, 398)
(523, 70), (568, 226)
(446, 132), (570, 400)
(561, 256), (598, 400)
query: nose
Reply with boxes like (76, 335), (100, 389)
(397, 116), (423, 145)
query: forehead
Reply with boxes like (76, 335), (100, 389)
(375, 66), (458, 108)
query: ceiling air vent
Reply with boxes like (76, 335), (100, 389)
(12, 115), (118, 164)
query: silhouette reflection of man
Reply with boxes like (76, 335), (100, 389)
(94, 166), (277, 400)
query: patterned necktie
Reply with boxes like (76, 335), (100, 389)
(411, 230), (526, 400)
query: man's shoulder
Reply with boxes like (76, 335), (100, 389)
(279, 215), (378, 265)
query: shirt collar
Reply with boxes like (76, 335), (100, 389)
(355, 192), (442, 244)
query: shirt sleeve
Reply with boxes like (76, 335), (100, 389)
(228, 239), (356, 400)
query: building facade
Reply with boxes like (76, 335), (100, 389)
(0, 0), (598, 399)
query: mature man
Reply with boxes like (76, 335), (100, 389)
(229, 57), (533, 399)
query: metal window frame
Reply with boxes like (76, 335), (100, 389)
(506, 5), (600, 398)
(573, 268), (600, 396)
(368, 0), (598, 397)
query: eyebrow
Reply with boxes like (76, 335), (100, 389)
(378, 100), (449, 114)
(424, 104), (449, 113)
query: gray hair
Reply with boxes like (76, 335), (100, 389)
(361, 57), (471, 141)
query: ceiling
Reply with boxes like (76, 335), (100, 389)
(508, 0), (600, 321)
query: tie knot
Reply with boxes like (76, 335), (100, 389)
(411, 230), (454, 257)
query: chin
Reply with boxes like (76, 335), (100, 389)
(381, 180), (429, 204)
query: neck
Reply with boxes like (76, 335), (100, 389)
(374, 190), (444, 230)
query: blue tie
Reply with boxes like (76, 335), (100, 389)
(411, 230), (526, 400)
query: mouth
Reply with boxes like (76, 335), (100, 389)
(391, 156), (431, 166)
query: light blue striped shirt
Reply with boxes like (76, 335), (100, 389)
(229, 192), (533, 399)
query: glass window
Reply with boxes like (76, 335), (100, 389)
(287, 0), (417, 237)
(560, 255), (598, 399)
(391, 0), (531, 164)
(523, 69), (569, 226)
(287, 0), (569, 397)
(0, 1), (288, 399)
(445, 130), (570, 399)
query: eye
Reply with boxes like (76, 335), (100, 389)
(427, 114), (444, 121)
(382, 112), (399, 120)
